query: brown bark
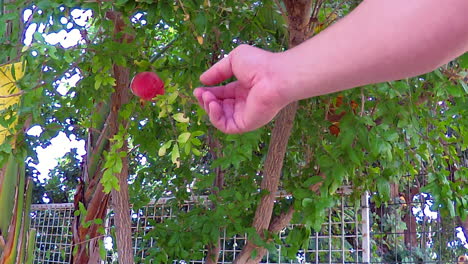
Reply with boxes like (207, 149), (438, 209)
(233, 1), (313, 263)
(205, 134), (224, 264)
(72, 11), (134, 264)
(390, 183), (399, 198)
(234, 103), (299, 264)
(110, 149), (133, 264)
(205, 241), (221, 264)
(403, 187), (419, 247)
(249, 206), (296, 263)
(106, 11), (134, 264)
(72, 181), (110, 264)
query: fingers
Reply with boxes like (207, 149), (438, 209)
(194, 81), (240, 101)
(200, 55), (233, 86)
(207, 101), (223, 129)
(201, 90), (217, 110)
(208, 100), (240, 134)
(193, 88), (222, 117)
(192, 88), (241, 134)
(193, 82), (241, 113)
(196, 97), (227, 133)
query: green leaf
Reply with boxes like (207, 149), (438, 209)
(459, 79), (468, 94)
(83, 220), (93, 228)
(303, 175), (323, 187)
(167, 91), (179, 104)
(458, 52), (468, 68)
(191, 137), (202, 146)
(447, 198), (455, 217)
(37, 0), (53, 9)
(194, 13), (207, 34)
(250, 249), (258, 259)
(191, 130), (204, 137)
(158, 140), (173, 157)
(0, 142), (12, 153)
(376, 178), (390, 201)
(184, 141), (192, 155)
(173, 113), (189, 123)
(78, 202), (87, 216)
(98, 240), (106, 260)
(447, 83), (464, 97)
(347, 147), (361, 165)
(192, 148), (201, 156)
(302, 198), (314, 207)
(94, 77), (102, 90)
(171, 143), (180, 164)
(178, 132), (191, 144)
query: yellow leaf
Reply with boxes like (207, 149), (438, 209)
(197, 36), (204, 45)
(0, 62), (25, 145)
(313, 23), (325, 34)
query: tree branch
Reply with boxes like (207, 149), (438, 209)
(149, 38), (178, 64)
(233, 1), (313, 262)
(205, 130), (224, 264)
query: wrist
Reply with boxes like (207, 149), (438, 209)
(268, 51), (303, 105)
(271, 39), (348, 101)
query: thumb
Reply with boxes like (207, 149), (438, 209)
(200, 55), (233, 86)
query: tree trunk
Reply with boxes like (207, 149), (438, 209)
(108, 61), (133, 264)
(72, 11), (134, 264)
(234, 2), (313, 263)
(403, 187), (419, 247)
(205, 133), (224, 264)
(110, 149), (133, 264)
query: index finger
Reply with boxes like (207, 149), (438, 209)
(200, 55), (233, 86)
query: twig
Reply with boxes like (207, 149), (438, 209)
(273, 0), (289, 25)
(177, 0), (188, 17)
(71, 234), (106, 247)
(360, 87), (365, 117)
(0, 90), (24, 98)
(324, 0), (347, 25)
(0, 54), (22, 67)
(149, 37), (178, 63)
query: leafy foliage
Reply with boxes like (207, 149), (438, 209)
(1, 0), (466, 262)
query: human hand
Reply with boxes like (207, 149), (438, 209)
(194, 45), (289, 134)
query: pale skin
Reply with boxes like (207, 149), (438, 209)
(194, 0), (468, 134)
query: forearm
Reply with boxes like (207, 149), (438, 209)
(277, 0), (468, 102)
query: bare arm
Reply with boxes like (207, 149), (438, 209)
(195, 0), (468, 134)
(276, 0), (468, 102)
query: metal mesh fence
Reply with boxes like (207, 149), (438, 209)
(30, 191), (467, 264)
(120, 195), (366, 264)
(30, 203), (74, 263)
(369, 192), (467, 264)
(30, 194), (367, 264)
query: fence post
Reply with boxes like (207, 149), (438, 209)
(361, 191), (370, 263)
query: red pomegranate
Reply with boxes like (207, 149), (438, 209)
(130, 72), (165, 101)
